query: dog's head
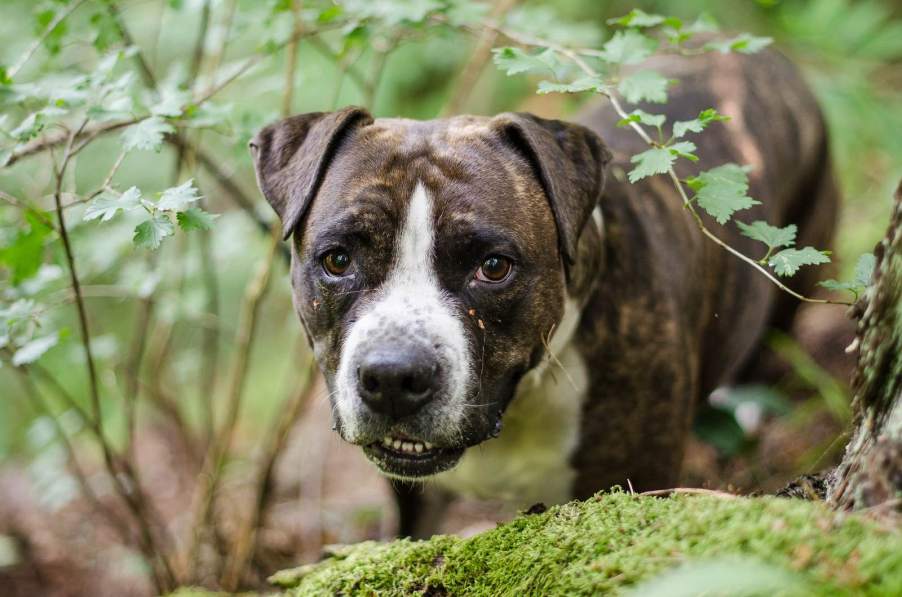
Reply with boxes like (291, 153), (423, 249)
(250, 107), (609, 479)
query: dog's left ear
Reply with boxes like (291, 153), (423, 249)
(490, 112), (611, 270)
(249, 106), (374, 240)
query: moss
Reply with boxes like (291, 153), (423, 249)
(273, 492), (902, 596)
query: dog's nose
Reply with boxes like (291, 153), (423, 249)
(357, 349), (437, 419)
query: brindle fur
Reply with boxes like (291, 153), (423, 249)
(250, 48), (838, 534)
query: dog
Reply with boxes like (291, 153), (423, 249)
(249, 47), (838, 537)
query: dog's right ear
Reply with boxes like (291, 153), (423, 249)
(249, 107), (373, 240)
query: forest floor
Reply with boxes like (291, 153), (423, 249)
(0, 303), (863, 595)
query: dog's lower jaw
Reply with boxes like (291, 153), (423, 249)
(362, 443), (466, 480)
(433, 300), (588, 505)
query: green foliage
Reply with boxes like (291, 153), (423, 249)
(83, 187), (142, 222)
(121, 117), (174, 152)
(628, 147), (675, 183)
(617, 70), (671, 104)
(737, 220), (797, 251)
(598, 30), (658, 65)
(704, 33), (773, 54)
(177, 207), (218, 232)
(818, 253), (876, 299)
(0, 212), (52, 284)
(133, 214), (175, 250)
(672, 108), (729, 139)
(491, 47), (560, 77)
(537, 76), (605, 95)
(686, 164), (759, 225)
(768, 247), (832, 277)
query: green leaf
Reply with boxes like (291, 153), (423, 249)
(12, 333), (59, 366)
(617, 70), (671, 104)
(769, 247), (831, 277)
(151, 88), (190, 118)
(537, 76), (606, 94)
(736, 220), (797, 249)
(628, 147), (675, 183)
(176, 207), (218, 231)
(133, 215), (175, 250)
(673, 108), (730, 138)
(607, 9), (665, 28)
(599, 30), (658, 65)
(492, 47), (560, 77)
(157, 179), (201, 211)
(668, 140), (698, 161)
(705, 34), (773, 55)
(686, 164), (759, 225)
(34, 8), (68, 56)
(818, 253), (876, 297)
(121, 117), (174, 152)
(608, 9), (683, 31)
(0, 212), (52, 284)
(0, 65), (11, 86)
(83, 187), (142, 222)
(618, 109), (666, 128)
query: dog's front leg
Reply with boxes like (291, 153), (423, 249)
(389, 480), (453, 538)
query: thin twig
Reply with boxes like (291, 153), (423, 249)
(51, 119), (176, 592)
(186, 224), (282, 580)
(441, 0), (521, 116)
(8, 0), (88, 79)
(106, 2), (158, 89)
(10, 364), (135, 543)
(484, 22), (852, 307)
(221, 358), (320, 590)
(640, 487), (738, 499)
(282, 0), (304, 117)
(0, 190), (57, 230)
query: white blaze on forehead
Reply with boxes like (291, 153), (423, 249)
(334, 182), (471, 444)
(397, 182), (433, 281)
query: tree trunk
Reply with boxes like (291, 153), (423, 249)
(827, 180), (902, 511)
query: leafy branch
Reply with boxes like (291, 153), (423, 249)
(480, 11), (862, 307)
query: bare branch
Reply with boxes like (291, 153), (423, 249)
(222, 358), (320, 590)
(186, 224), (282, 579)
(441, 0), (521, 116)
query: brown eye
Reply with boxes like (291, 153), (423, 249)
(476, 255), (513, 283)
(323, 249), (352, 276)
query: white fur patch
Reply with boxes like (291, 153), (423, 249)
(434, 297), (587, 505)
(334, 183), (471, 442)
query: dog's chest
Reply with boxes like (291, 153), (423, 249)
(433, 324), (588, 506)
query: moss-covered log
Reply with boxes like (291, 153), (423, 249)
(264, 492), (901, 596)
(828, 181), (902, 511)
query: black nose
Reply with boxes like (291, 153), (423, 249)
(357, 348), (437, 420)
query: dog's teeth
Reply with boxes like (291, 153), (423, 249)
(423, 441), (433, 450)
(392, 439), (402, 450)
(414, 443), (423, 453)
(402, 442), (412, 452)
(383, 437), (393, 447)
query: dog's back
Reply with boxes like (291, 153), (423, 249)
(568, 48), (839, 496)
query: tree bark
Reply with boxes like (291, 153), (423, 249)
(827, 180), (902, 511)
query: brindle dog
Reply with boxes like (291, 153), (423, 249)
(250, 49), (838, 537)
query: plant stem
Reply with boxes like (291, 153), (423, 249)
(186, 224), (282, 581)
(483, 22), (851, 307)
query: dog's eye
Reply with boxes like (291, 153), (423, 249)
(322, 249), (352, 277)
(476, 255), (513, 283)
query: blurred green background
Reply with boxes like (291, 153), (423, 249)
(1, 0), (900, 497)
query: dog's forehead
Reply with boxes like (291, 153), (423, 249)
(307, 116), (552, 235)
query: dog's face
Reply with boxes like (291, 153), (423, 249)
(250, 108), (609, 478)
